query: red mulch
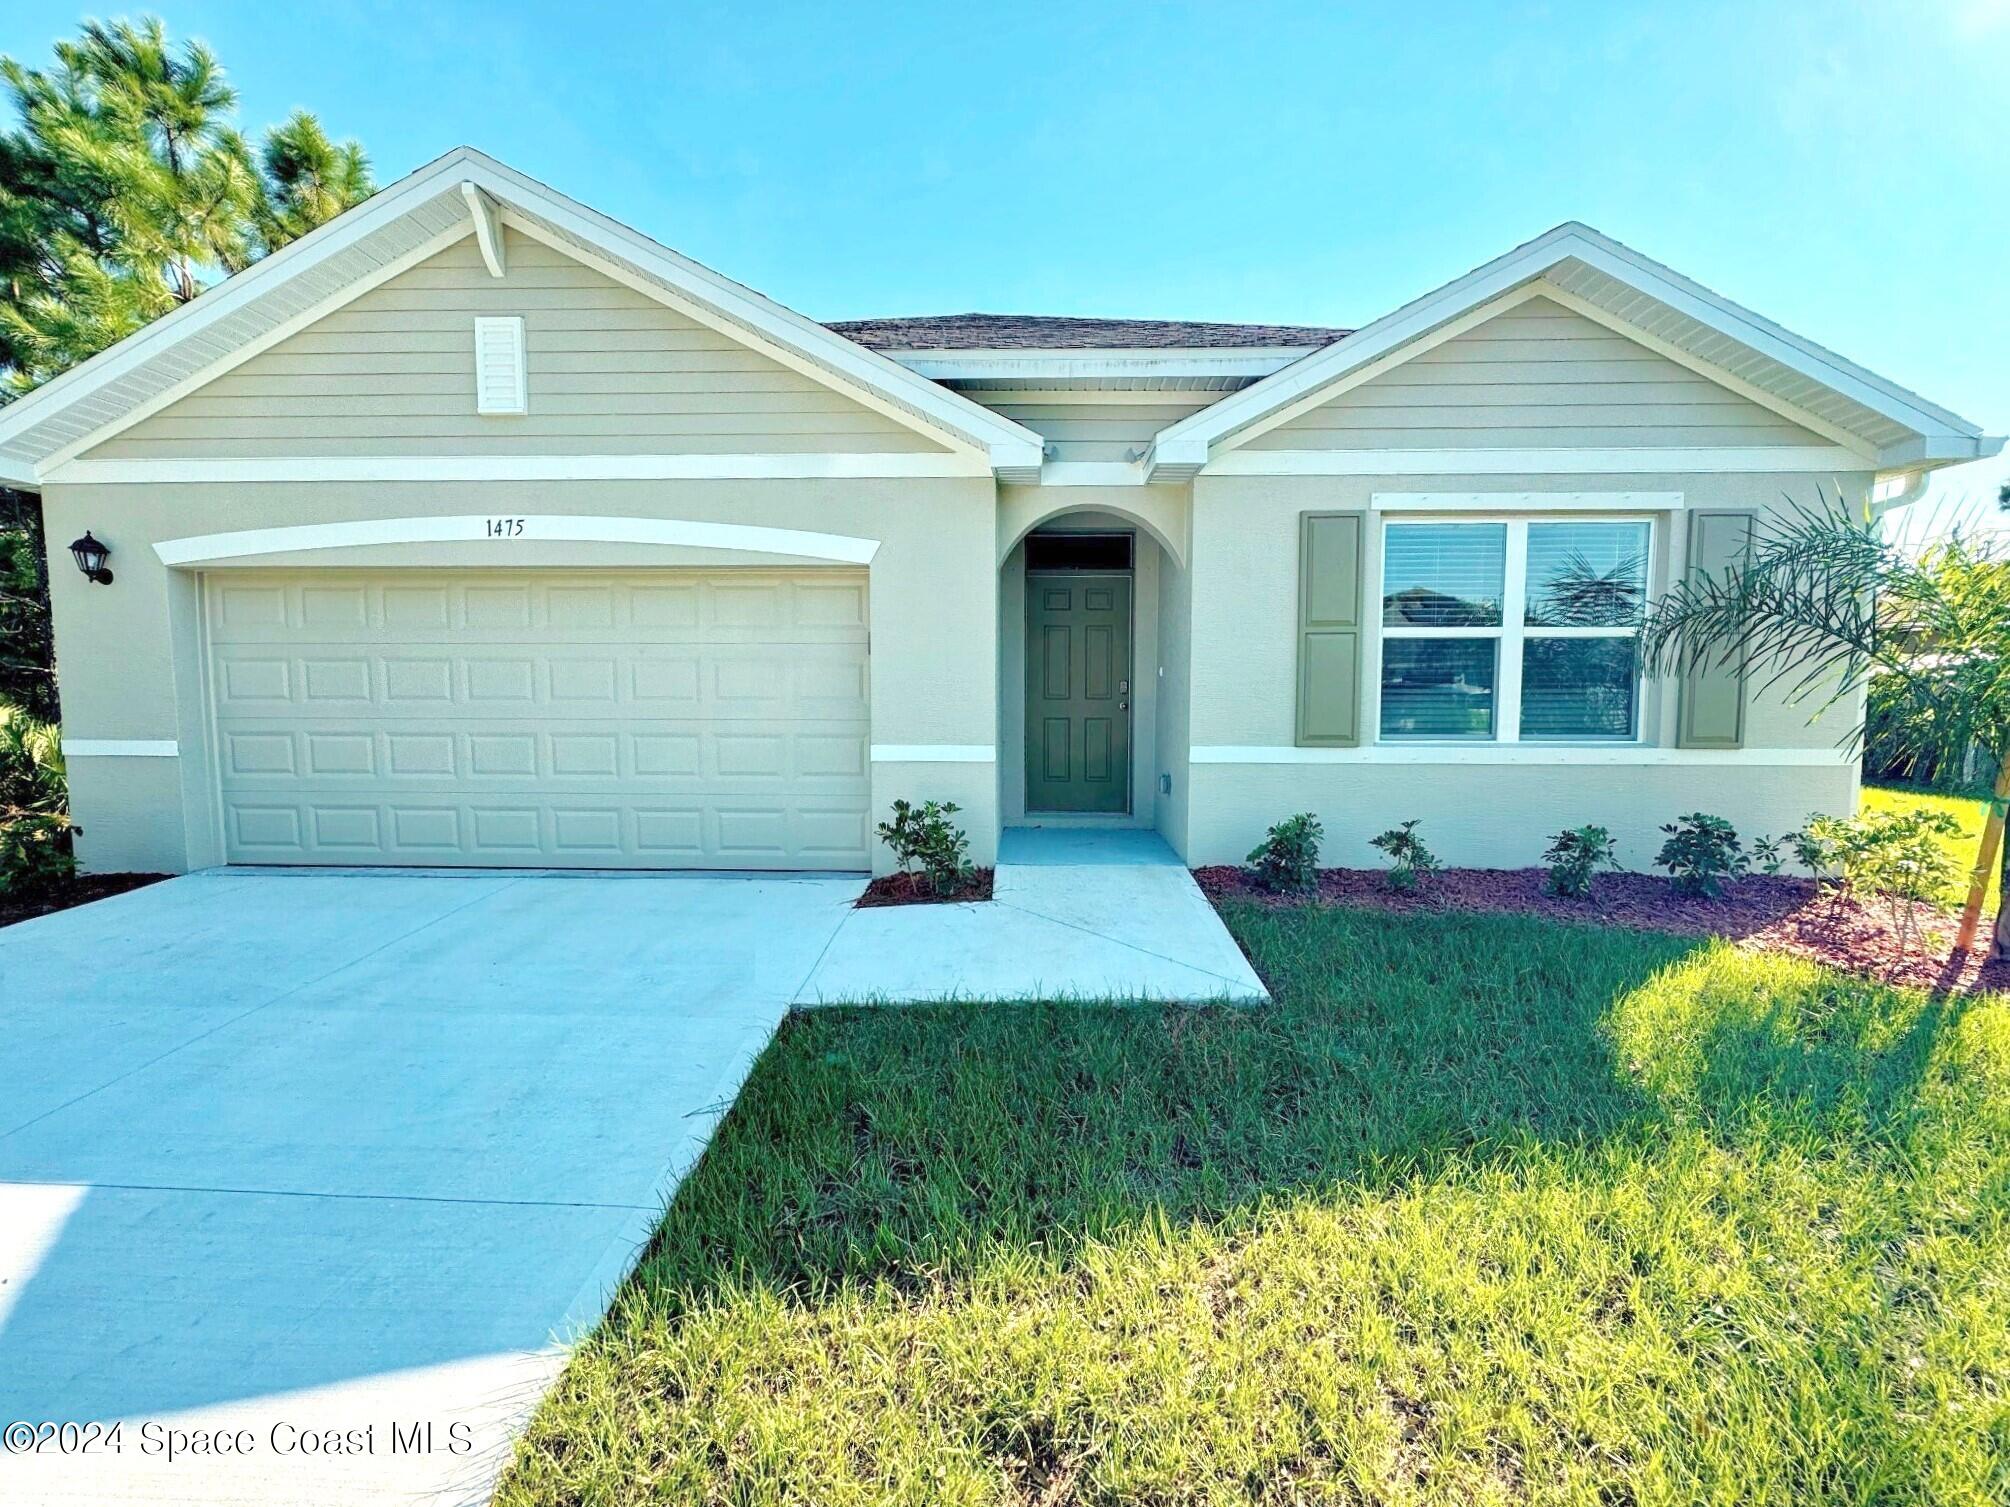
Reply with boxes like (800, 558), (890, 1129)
(856, 868), (995, 908)
(0, 872), (168, 929)
(1195, 865), (2008, 995)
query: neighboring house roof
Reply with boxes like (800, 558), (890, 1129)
(1146, 221), (2003, 480)
(828, 314), (1352, 352)
(0, 147), (1046, 487)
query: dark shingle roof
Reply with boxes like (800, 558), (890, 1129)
(825, 313), (1352, 352)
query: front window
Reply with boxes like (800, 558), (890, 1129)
(1378, 518), (1650, 742)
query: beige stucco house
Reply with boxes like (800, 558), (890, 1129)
(0, 148), (1997, 878)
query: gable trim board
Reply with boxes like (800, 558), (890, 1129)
(51, 453), (990, 484)
(1147, 224), (1996, 480)
(0, 147), (1043, 486)
(1201, 446), (1866, 476)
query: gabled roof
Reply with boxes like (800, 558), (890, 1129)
(1146, 221), (2002, 481)
(829, 314), (1352, 351)
(0, 147), (1045, 486)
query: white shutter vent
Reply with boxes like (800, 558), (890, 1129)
(473, 316), (527, 415)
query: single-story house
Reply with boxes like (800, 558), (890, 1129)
(1, 147), (1998, 877)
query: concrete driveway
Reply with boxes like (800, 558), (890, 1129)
(0, 868), (862, 1506)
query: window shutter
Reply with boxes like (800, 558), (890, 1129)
(1677, 510), (1754, 749)
(1297, 511), (1364, 746)
(473, 316), (527, 415)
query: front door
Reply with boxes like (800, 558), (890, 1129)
(1025, 572), (1131, 814)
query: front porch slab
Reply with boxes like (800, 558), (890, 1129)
(795, 829), (1270, 1004)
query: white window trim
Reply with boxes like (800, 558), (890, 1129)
(1375, 515), (1654, 746)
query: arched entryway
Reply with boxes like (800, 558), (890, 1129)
(998, 504), (1184, 833)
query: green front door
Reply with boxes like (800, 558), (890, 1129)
(1025, 572), (1132, 814)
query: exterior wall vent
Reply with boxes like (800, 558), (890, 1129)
(473, 316), (527, 415)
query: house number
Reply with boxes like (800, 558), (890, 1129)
(485, 517), (525, 537)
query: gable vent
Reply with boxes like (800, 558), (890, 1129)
(473, 316), (527, 415)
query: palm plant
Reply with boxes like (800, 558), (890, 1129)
(1642, 492), (2010, 959)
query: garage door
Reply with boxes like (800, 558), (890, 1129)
(204, 569), (872, 869)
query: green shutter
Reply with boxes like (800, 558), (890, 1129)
(1678, 510), (1755, 749)
(1297, 512), (1364, 746)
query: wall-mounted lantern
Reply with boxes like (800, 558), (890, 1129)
(69, 531), (113, 585)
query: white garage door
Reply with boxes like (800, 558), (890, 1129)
(204, 569), (872, 869)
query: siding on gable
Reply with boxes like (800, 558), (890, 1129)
(966, 395), (1224, 463)
(89, 228), (948, 459)
(1247, 296), (1826, 451)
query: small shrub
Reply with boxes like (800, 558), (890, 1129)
(1655, 813), (1748, 899)
(1749, 833), (1790, 876)
(1245, 812), (1323, 894)
(0, 814), (76, 899)
(875, 798), (972, 895)
(1542, 824), (1620, 899)
(1369, 819), (1439, 894)
(1802, 806), (1965, 956)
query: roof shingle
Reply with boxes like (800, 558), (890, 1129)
(825, 313), (1352, 352)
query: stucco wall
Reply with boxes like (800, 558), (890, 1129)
(1176, 468), (1871, 867)
(41, 477), (997, 873)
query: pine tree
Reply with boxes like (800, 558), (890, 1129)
(0, 18), (374, 394)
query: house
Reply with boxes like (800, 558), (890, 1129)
(0, 147), (1997, 878)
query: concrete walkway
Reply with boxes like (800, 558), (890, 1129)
(0, 868), (860, 1506)
(797, 828), (1269, 1004)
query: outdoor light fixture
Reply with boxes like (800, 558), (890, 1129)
(69, 531), (113, 585)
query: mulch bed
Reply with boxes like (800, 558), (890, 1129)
(856, 867), (995, 908)
(1196, 865), (2008, 995)
(0, 872), (168, 929)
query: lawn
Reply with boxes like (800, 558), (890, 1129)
(1863, 782), (2001, 915)
(500, 909), (2010, 1506)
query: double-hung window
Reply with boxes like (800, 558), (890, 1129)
(1378, 518), (1651, 742)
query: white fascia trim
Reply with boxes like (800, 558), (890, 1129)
(1203, 446), (1867, 477)
(1037, 461), (1151, 487)
(155, 514), (881, 567)
(1373, 491), (1684, 512)
(1554, 226), (1983, 440)
(51, 452), (989, 485)
(887, 348), (1316, 382)
(1873, 433), (2007, 468)
(63, 739), (180, 758)
(26, 225), (478, 479)
(1192, 745), (1853, 766)
(0, 146), (496, 459)
(462, 158), (1044, 472)
(869, 745), (995, 763)
(1, 144), (1043, 481)
(1148, 222), (1987, 477)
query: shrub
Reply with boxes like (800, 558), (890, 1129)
(1802, 806), (1965, 955)
(1749, 833), (1790, 875)
(1245, 812), (1323, 894)
(0, 699), (73, 900)
(0, 813), (75, 899)
(1369, 819), (1439, 894)
(1542, 824), (1620, 899)
(1790, 822), (1843, 880)
(1655, 813), (1748, 898)
(875, 798), (972, 896)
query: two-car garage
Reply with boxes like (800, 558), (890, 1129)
(202, 568), (874, 869)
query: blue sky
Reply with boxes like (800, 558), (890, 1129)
(7, 1), (2006, 517)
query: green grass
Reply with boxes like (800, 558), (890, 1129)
(1863, 783), (2001, 915)
(500, 910), (2010, 1506)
